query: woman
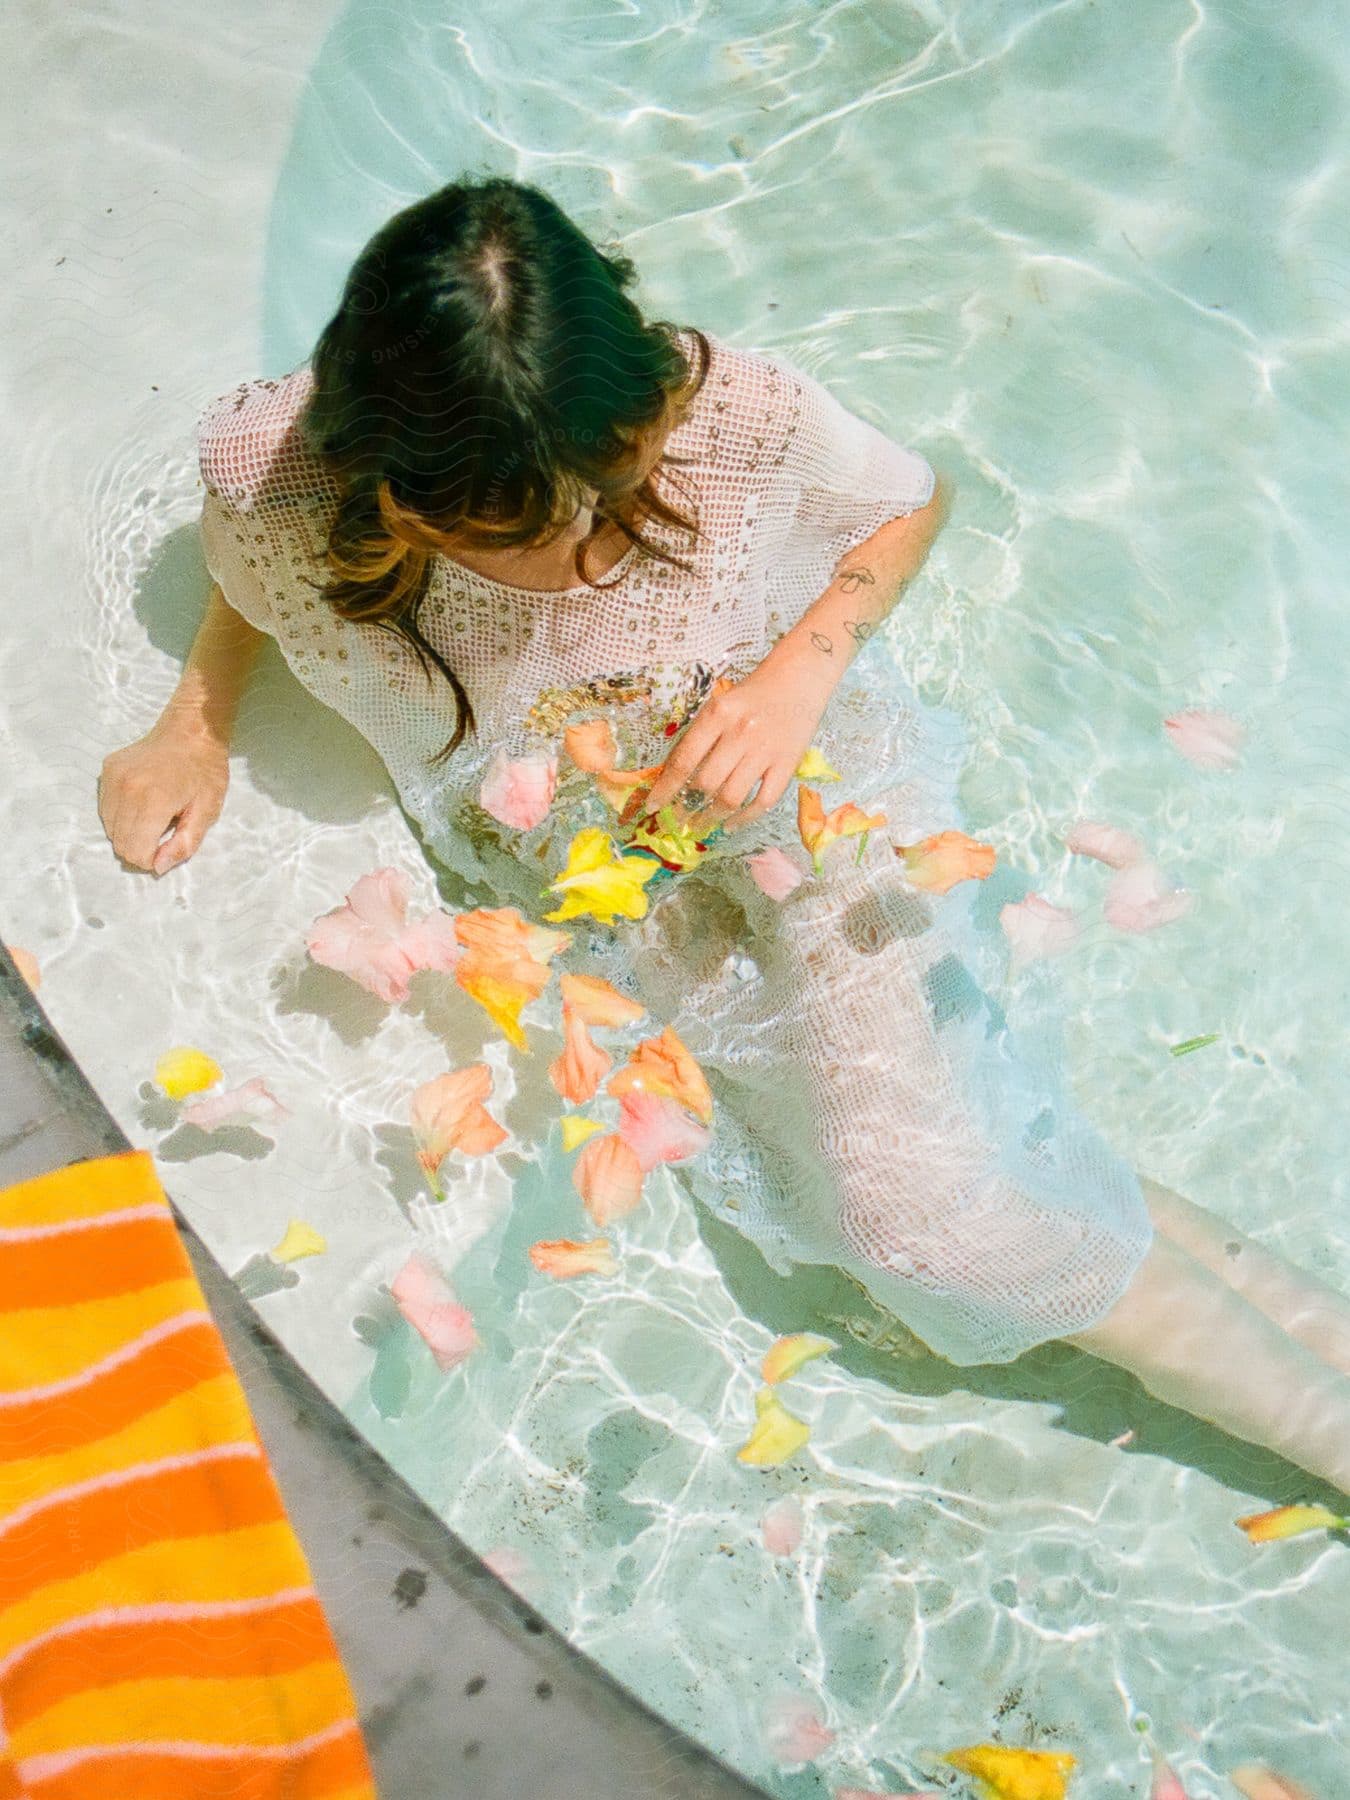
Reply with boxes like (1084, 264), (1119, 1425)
(100, 177), (1350, 1494)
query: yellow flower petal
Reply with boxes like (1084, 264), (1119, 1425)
(560, 1114), (606, 1151)
(271, 1219), (327, 1262)
(154, 1046), (224, 1101)
(761, 1333), (836, 1385)
(543, 826), (659, 925)
(1235, 1502), (1348, 1544)
(794, 746), (841, 781)
(736, 1387), (811, 1468)
(941, 1744), (1077, 1800)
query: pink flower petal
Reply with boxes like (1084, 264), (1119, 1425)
(1064, 819), (1147, 869)
(747, 846), (807, 900)
(761, 1495), (804, 1557)
(999, 894), (1080, 971)
(180, 1077), (289, 1134)
(1164, 708), (1245, 771)
(615, 1088), (711, 1172)
(1150, 1752), (1190, 1800)
(1104, 861), (1193, 933)
(390, 1253), (480, 1373)
(305, 867), (418, 1003)
(398, 909), (465, 974)
(480, 749), (559, 831)
(763, 1695), (836, 1767)
(835, 1790), (940, 1800)
(481, 1545), (531, 1588)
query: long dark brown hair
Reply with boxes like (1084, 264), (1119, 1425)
(298, 177), (711, 765)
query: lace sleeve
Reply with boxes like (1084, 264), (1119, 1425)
(760, 349), (936, 567)
(197, 486), (275, 634)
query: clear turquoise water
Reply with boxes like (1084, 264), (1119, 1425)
(245, 1), (1350, 1792)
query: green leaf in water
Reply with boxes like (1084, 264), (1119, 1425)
(1169, 1033), (1220, 1058)
(369, 1329), (414, 1420)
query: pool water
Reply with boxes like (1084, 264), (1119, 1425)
(11, 0), (1350, 1793)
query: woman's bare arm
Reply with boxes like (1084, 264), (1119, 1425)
(98, 582), (267, 874)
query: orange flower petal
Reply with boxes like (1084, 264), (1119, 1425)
(411, 1064), (509, 1183)
(564, 716), (619, 772)
(549, 1007), (613, 1105)
(894, 828), (998, 893)
(606, 1024), (713, 1125)
(573, 1132), (645, 1227)
(528, 1237), (620, 1279)
(1235, 1503), (1347, 1544)
(5, 945), (40, 990)
(559, 972), (646, 1028)
(761, 1333), (836, 1385)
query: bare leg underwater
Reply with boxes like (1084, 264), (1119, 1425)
(1140, 1176), (1350, 1380)
(1066, 1223), (1350, 1497)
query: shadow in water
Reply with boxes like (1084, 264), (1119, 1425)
(133, 525), (398, 827)
(690, 1199), (1348, 1513)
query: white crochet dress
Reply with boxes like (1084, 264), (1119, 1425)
(196, 328), (1153, 1366)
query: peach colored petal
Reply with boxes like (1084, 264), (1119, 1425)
(746, 846), (807, 900)
(573, 1132), (646, 1227)
(389, 1253), (480, 1372)
(5, 945), (40, 989)
(615, 1088), (711, 1171)
(560, 1114), (606, 1151)
(180, 1077), (288, 1134)
(1164, 707), (1245, 771)
(1104, 861), (1193, 933)
(593, 760), (666, 816)
(154, 1046), (224, 1101)
(549, 1007), (613, 1105)
(480, 748), (558, 831)
(761, 1332), (836, 1385)
(1228, 1768), (1317, 1800)
(559, 972), (646, 1028)
(1000, 894), (1081, 972)
(528, 1237), (620, 1279)
(761, 1495), (804, 1557)
(564, 716), (619, 772)
(411, 1064), (508, 1191)
(798, 785), (887, 875)
(763, 1694), (835, 1766)
(894, 828), (997, 893)
(453, 905), (571, 978)
(306, 867), (419, 1003)
(605, 1024), (714, 1125)
(1063, 819), (1146, 869)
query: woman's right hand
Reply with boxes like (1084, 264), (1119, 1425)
(98, 721), (230, 875)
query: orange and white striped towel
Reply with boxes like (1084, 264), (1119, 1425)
(0, 1147), (377, 1800)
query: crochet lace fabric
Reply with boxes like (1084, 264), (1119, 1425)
(195, 328), (1152, 1366)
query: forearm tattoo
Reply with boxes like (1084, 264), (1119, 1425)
(803, 562), (882, 662)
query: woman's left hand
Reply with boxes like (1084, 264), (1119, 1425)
(640, 651), (839, 838)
